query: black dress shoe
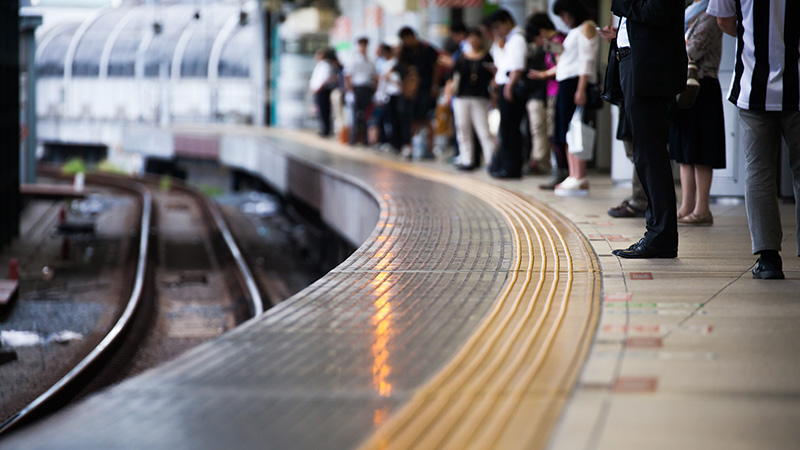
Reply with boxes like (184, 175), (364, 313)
(454, 163), (476, 172)
(752, 257), (785, 279)
(489, 169), (521, 179)
(612, 238), (677, 259)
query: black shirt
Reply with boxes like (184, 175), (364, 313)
(403, 42), (439, 90)
(452, 53), (494, 98)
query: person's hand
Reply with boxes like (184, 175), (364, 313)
(598, 25), (617, 43)
(528, 69), (543, 80)
(504, 83), (514, 102)
(574, 88), (587, 107)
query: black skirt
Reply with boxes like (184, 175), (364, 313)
(668, 77), (726, 168)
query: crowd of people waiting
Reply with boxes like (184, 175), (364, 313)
(310, 0), (800, 278)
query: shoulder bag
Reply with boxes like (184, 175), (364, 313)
(600, 39), (624, 105)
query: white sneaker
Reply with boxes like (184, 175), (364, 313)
(400, 146), (412, 160)
(554, 177), (589, 196)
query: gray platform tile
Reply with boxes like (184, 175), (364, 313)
(1, 136), (521, 449)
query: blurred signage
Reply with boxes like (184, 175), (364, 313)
(433, 0), (484, 6)
(364, 5), (383, 29)
(376, 0), (419, 14)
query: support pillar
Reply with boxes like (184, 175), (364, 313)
(426, 3), (450, 49)
(21, 15), (42, 184)
(0, 2), (20, 248)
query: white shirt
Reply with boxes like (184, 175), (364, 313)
(491, 27), (527, 85)
(555, 24), (599, 84)
(344, 52), (377, 88)
(309, 60), (333, 92)
(617, 17), (630, 48)
(707, 0), (800, 111)
(374, 58), (400, 103)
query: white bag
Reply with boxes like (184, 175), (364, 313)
(566, 107), (595, 160)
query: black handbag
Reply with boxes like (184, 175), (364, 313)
(601, 39), (624, 105)
(586, 84), (604, 110)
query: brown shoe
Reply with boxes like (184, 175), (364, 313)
(608, 200), (646, 218)
(677, 212), (713, 226)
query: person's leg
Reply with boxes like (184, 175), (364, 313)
(780, 110), (800, 256)
(678, 163), (696, 218)
(452, 97), (475, 166)
(349, 91), (360, 145)
(624, 140), (648, 208)
(527, 98), (550, 171)
(576, 157), (587, 180)
(546, 94), (556, 147)
(425, 97), (436, 153)
(619, 57), (677, 250)
(319, 89), (333, 136)
(565, 152), (577, 179)
(692, 164), (713, 217)
(739, 109), (783, 254)
(472, 98), (496, 168)
(494, 88), (523, 177)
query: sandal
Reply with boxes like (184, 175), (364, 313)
(677, 212), (713, 226)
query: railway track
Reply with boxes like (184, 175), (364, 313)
(0, 169), (263, 435)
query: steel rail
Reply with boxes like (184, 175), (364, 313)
(0, 177), (152, 434)
(0, 171), (264, 435)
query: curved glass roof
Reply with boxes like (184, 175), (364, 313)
(180, 4), (237, 77)
(36, 2), (257, 79)
(37, 23), (79, 76)
(219, 23), (257, 78)
(143, 5), (196, 77)
(72, 7), (129, 76)
(107, 9), (150, 77)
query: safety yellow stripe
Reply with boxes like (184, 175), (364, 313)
(269, 129), (601, 450)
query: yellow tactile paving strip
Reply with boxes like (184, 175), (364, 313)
(275, 130), (602, 450)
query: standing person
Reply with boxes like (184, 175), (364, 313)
(371, 43), (394, 148)
(599, 0), (686, 259)
(708, 0), (800, 279)
(530, 0), (598, 195)
(345, 37), (377, 146)
(525, 13), (566, 180)
(391, 47), (416, 155)
(309, 48), (336, 137)
(398, 27), (440, 159)
(448, 22), (470, 164)
(447, 28), (497, 171)
(671, 1), (726, 226)
(607, 105), (648, 217)
(485, 9), (528, 179)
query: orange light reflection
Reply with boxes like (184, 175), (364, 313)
(371, 267), (395, 428)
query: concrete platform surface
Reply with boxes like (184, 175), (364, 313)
(2, 127), (799, 450)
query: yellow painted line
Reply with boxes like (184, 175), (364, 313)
(266, 129), (601, 450)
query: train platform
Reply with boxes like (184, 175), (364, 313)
(3, 127), (799, 450)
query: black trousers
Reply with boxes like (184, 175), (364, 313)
(494, 85), (525, 177)
(315, 88), (332, 137)
(351, 86), (374, 145)
(619, 56), (678, 248)
(389, 95), (410, 151)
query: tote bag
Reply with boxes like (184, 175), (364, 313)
(566, 107), (595, 160)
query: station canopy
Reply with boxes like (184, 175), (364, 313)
(36, 1), (256, 79)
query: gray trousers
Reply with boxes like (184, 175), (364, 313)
(624, 140), (649, 209)
(738, 109), (800, 255)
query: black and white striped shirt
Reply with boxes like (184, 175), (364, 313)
(707, 0), (800, 111)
